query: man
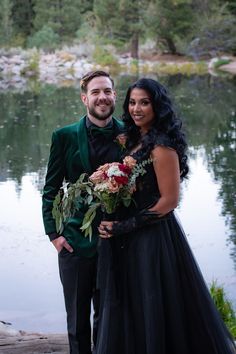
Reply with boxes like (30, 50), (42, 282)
(42, 70), (124, 354)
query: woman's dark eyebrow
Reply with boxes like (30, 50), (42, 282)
(129, 97), (150, 101)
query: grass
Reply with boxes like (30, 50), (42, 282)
(213, 58), (232, 69)
(120, 60), (208, 76)
(210, 280), (236, 339)
(153, 61), (208, 76)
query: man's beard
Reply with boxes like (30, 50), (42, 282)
(88, 103), (115, 121)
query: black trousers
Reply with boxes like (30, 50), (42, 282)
(58, 249), (99, 354)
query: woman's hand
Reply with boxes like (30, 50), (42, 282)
(98, 221), (114, 238)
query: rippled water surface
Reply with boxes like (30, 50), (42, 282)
(0, 74), (235, 333)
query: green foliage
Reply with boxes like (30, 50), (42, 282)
(75, 11), (98, 43)
(27, 25), (59, 50)
(20, 49), (40, 77)
(189, 4), (236, 58)
(213, 58), (232, 69)
(0, 0), (236, 59)
(153, 61), (208, 75)
(94, 0), (149, 58)
(33, 0), (82, 39)
(52, 173), (97, 241)
(10, 33), (27, 47)
(92, 46), (120, 69)
(210, 281), (236, 338)
(0, 0), (13, 46)
(220, 0), (236, 16)
(52, 159), (151, 240)
(145, 0), (194, 54)
(11, 0), (35, 37)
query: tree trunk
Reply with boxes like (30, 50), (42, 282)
(165, 37), (177, 54)
(130, 32), (139, 59)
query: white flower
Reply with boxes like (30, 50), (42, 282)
(94, 182), (108, 192)
(61, 181), (70, 198)
(107, 165), (125, 177)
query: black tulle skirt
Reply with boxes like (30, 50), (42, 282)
(95, 212), (236, 354)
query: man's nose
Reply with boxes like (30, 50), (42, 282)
(98, 91), (107, 100)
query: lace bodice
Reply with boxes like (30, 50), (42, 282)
(127, 132), (174, 213)
(131, 153), (160, 211)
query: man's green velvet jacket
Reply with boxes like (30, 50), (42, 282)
(42, 116), (124, 257)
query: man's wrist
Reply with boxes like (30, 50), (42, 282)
(48, 233), (60, 242)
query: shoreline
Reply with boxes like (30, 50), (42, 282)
(1, 323), (235, 353)
(0, 322), (69, 354)
(0, 49), (235, 91)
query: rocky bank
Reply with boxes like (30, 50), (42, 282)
(0, 48), (235, 92)
(0, 322), (69, 354)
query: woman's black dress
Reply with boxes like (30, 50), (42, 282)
(94, 139), (236, 354)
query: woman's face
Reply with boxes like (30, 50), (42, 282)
(128, 88), (155, 133)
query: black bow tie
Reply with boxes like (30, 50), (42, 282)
(89, 125), (114, 138)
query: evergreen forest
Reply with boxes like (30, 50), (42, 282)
(0, 0), (236, 58)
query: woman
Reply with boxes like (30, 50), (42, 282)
(95, 78), (236, 354)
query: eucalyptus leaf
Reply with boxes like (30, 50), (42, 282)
(81, 220), (92, 230)
(87, 195), (93, 205)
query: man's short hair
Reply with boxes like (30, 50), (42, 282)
(80, 70), (114, 93)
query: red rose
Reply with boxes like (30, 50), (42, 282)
(118, 163), (131, 175)
(113, 175), (129, 185)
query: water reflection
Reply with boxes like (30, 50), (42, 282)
(1, 75), (235, 247)
(0, 74), (236, 331)
(208, 115), (236, 252)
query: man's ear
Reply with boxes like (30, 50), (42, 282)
(81, 93), (87, 106)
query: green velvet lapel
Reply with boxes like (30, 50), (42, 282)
(77, 116), (92, 174)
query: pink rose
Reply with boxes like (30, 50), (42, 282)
(107, 178), (120, 193)
(123, 156), (137, 169)
(89, 170), (106, 183)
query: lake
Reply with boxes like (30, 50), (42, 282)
(0, 73), (235, 333)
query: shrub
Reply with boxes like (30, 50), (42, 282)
(20, 50), (40, 78)
(27, 25), (59, 51)
(92, 46), (120, 71)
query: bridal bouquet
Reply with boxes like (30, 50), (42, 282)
(53, 156), (151, 241)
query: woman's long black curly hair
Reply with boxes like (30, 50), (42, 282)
(122, 78), (189, 179)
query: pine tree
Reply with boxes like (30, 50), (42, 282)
(189, 1), (236, 57)
(33, 0), (83, 39)
(146, 0), (194, 54)
(94, 0), (148, 58)
(11, 0), (35, 37)
(0, 0), (13, 45)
